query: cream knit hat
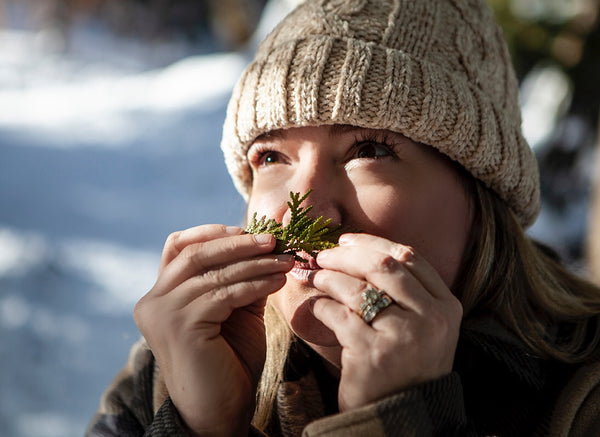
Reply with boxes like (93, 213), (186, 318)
(221, 0), (540, 227)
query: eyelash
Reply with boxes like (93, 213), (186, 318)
(248, 144), (283, 168)
(247, 132), (399, 168)
(349, 132), (399, 161)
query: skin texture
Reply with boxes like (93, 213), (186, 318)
(134, 227), (295, 435)
(247, 125), (473, 410)
(134, 124), (473, 434)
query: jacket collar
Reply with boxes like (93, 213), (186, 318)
(458, 315), (550, 389)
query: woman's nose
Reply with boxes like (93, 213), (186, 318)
(282, 168), (342, 227)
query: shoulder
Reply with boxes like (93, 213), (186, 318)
(546, 359), (600, 437)
(95, 337), (167, 418)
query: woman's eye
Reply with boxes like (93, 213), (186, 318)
(355, 142), (394, 159)
(253, 150), (283, 167)
(261, 151), (279, 165)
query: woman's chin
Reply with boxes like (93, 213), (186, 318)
(288, 291), (340, 347)
(273, 274), (340, 347)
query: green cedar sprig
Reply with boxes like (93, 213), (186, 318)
(245, 190), (345, 261)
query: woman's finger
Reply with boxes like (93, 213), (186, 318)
(320, 233), (451, 300)
(163, 254), (294, 309)
(309, 297), (372, 349)
(153, 232), (277, 295)
(159, 224), (245, 271)
(312, 259), (430, 314)
(186, 273), (288, 323)
(311, 269), (368, 311)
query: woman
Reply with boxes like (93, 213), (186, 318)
(87, 0), (600, 435)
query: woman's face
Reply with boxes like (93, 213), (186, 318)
(246, 125), (473, 347)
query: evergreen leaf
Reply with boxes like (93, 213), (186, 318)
(245, 190), (347, 261)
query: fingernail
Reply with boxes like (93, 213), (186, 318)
(275, 254), (294, 262)
(254, 233), (273, 245)
(338, 234), (355, 245)
(226, 226), (243, 235)
(316, 250), (329, 261)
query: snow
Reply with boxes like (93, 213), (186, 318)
(0, 0), (301, 433)
(0, 48), (247, 144)
(0, 27), (248, 437)
(521, 64), (572, 150)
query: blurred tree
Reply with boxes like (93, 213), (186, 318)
(489, 1), (598, 72)
(489, 0), (599, 127)
(489, 0), (600, 269)
(587, 119), (600, 283)
(0, 0), (268, 51)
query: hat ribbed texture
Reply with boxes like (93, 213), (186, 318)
(221, 0), (540, 227)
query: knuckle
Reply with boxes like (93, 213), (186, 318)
(180, 243), (196, 260)
(392, 244), (417, 263)
(210, 284), (243, 314)
(434, 314), (451, 338)
(443, 294), (464, 321)
(181, 243), (209, 272)
(164, 231), (182, 250)
(451, 297), (464, 319)
(133, 295), (152, 331)
(223, 236), (243, 254)
(211, 285), (235, 305)
(428, 305), (459, 343)
(419, 294), (434, 313)
(132, 301), (143, 324)
(373, 253), (400, 273)
(370, 339), (394, 368)
(213, 234), (240, 257)
(201, 267), (227, 286)
(208, 223), (227, 233)
(339, 305), (354, 321)
(427, 305), (446, 327)
(216, 224), (231, 234)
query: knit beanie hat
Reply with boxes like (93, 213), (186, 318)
(221, 0), (540, 227)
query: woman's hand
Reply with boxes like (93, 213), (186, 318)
(311, 233), (463, 412)
(133, 225), (294, 435)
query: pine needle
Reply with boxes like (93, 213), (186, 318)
(245, 190), (346, 261)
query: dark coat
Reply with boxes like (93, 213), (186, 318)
(86, 316), (600, 436)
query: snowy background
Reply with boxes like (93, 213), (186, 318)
(0, 0), (596, 436)
(0, 1), (304, 435)
(0, 36), (247, 437)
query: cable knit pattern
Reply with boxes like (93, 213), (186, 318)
(221, 0), (540, 227)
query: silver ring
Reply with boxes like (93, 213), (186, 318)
(359, 287), (393, 324)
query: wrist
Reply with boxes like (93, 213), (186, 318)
(175, 400), (254, 437)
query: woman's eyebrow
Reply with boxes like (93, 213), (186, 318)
(254, 130), (286, 142)
(329, 125), (412, 145)
(328, 124), (366, 138)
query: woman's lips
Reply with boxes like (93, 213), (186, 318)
(296, 255), (320, 270)
(288, 252), (321, 283)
